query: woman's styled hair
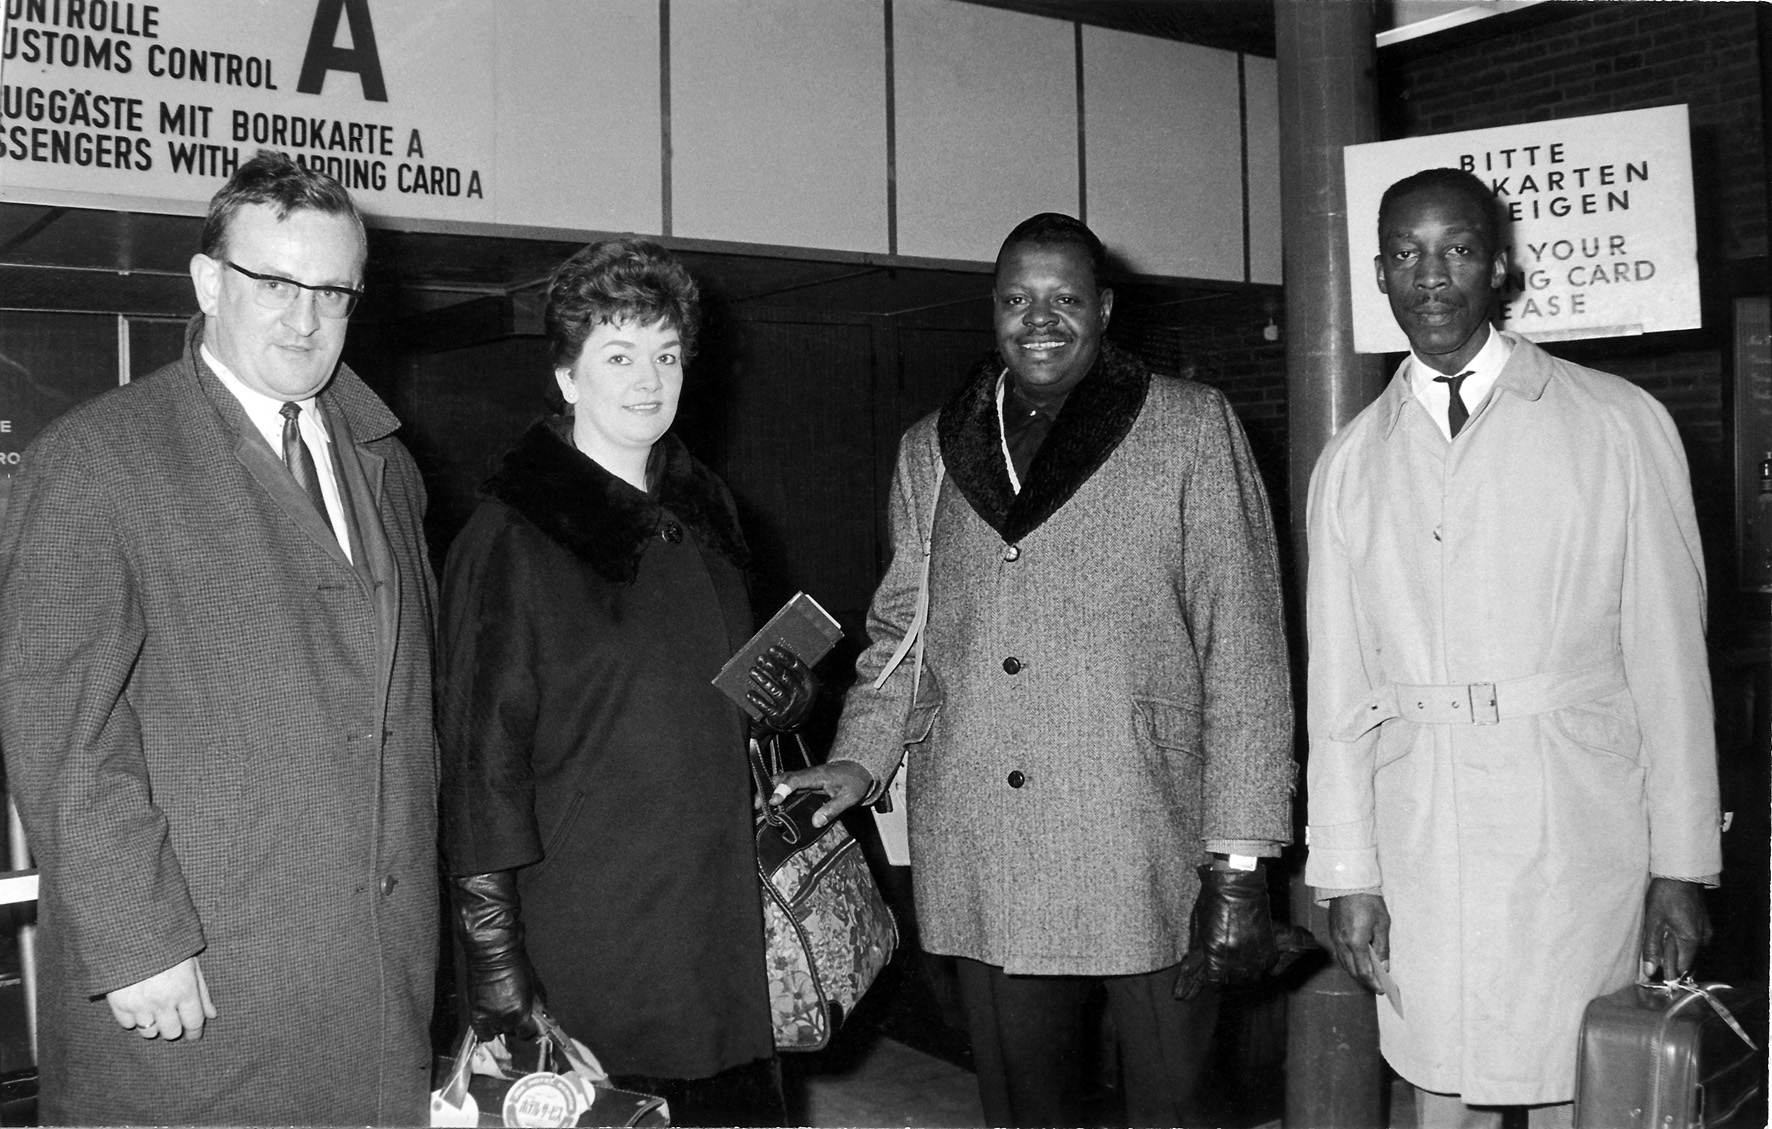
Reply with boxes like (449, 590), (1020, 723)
(544, 238), (702, 371)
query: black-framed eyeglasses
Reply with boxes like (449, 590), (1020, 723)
(225, 261), (364, 319)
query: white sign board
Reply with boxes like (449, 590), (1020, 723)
(1, 1), (522, 225)
(1344, 105), (1699, 352)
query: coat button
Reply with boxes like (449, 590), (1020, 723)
(660, 521), (683, 543)
(1002, 543), (1021, 562)
(1002, 656), (1022, 674)
(1007, 771), (1025, 788)
(380, 876), (397, 897)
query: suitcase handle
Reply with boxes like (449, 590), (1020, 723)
(1643, 976), (1758, 1051)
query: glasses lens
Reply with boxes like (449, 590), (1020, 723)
(314, 289), (359, 318)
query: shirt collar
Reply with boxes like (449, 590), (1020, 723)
(201, 343), (329, 449)
(1381, 325), (1513, 439)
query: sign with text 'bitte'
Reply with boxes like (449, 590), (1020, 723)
(1, 0), (495, 222)
(1344, 105), (1699, 352)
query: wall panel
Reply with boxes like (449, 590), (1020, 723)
(495, 1), (662, 234)
(894, 0), (1078, 261)
(1083, 29), (1242, 281)
(1243, 56), (1283, 285)
(671, 0), (889, 251)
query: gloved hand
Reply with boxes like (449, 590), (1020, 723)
(747, 644), (818, 734)
(1173, 862), (1279, 1001)
(450, 870), (544, 1041)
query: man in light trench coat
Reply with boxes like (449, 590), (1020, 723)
(0, 152), (438, 1124)
(776, 212), (1297, 1128)
(1305, 167), (1721, 1128)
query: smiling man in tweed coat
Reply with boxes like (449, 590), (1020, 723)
(0, 153), (438, 1125)
(778, 213), (1295, 1128)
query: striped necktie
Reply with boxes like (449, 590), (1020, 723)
(280, 401), (334, 533)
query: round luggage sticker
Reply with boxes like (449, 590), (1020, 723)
(502, 1071), (589, 1127)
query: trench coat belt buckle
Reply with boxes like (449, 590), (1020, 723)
(1388, 658), (1628, 728)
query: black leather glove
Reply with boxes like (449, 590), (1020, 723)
(747, 644), (818, 734)
(450, 870), (543, 1040)
(1173, 863), (1279, 1000)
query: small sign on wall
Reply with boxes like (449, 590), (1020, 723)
(1343, 105), (1700, 352)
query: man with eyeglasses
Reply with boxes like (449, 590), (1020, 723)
(0, 150), (439, 1124)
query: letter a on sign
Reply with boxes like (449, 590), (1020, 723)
(297, 0), (390, 102)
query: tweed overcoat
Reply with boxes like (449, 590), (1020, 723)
(830, 344), (1294, 976)
(438, 421), (774, 1080)
(0, 318), (439, 1126)
(1303, 332), (1722, 1104)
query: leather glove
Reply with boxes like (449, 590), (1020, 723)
(1174, 863), (1279, 1000)
(747, 644), (818, 734)
(450, 870), (543, 1041)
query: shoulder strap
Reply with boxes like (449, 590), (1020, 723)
(872, 457), (944, 692)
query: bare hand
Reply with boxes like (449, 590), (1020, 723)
(1641, 877), (1711, 981)
(772, 760), (874, 829)
(1326, 893), (1391, 995)
(106, 955), (216, 1041)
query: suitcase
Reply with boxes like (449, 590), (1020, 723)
(1573, 980), (1766, 1128)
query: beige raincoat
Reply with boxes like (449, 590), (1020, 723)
(1304, 332), (1721, 1104)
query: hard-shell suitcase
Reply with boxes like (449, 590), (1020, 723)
(1572, 979), (1765, 1128)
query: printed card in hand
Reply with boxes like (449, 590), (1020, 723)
(713, 592), (843, 719)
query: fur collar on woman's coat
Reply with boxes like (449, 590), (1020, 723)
(485, 418), (750, 584)
(938, 340), (1151, 543)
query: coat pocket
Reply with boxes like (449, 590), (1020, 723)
(532, 789), (588, 876)
(1133, 697), (1205, 760)
(901, 668), (944, 747)
(1548, 690), (1643, 763)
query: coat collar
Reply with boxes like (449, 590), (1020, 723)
(179, 314), (401, 444)
(1377, 329), (1554, 439)
(485, 418), (749, 584)
(938, 340), (1150, 542)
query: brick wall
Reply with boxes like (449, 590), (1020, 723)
(1384, 2), (1767, 261)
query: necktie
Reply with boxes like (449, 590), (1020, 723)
(280, 401), (334, 533)
(1434, 370), (1474, 438)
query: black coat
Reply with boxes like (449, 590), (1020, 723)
(438, 420), (773, 1079)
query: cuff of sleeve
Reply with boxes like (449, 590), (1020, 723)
(1652, 872), (1721, 889)
(1315, 885), (1383, 905)
(1303, 842), (1380, 893)
(1203, 839), (1284, 858)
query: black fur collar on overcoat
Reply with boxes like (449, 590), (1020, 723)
(484, 419), (749, 584)
(938, 340), (1151, 543)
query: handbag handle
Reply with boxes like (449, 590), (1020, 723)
(871, 457), (945, 696)
(436, 1005), (610, 1094)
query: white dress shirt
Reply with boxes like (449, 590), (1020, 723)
(203, 344), (353, 562)
(1407, 325), (1512, 441)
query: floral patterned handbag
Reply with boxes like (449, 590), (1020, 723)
(750, 731), (898, 1052)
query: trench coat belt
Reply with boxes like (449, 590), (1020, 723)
(1334, 656), (1628, 741)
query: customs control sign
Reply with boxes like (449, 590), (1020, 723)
(1, 0), (495, 223)
(1344, 105), (1700, 351)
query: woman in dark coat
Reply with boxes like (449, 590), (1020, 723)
(437, 239), (812, 1127)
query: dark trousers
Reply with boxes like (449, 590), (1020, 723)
(606, 1056), (785, 1128)
(956, 956), (1220, 1129)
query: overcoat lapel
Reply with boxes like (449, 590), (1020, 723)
(329, 405), (400, 658)
(191, 345), (357, 573)
(939, 341), (1150, 543)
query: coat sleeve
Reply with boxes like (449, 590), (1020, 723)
(828, 421), (942, 787)
(1181, 390), (1295, 847)
(1618, 394), (1721, 880)
(0, 425), (205, 997)
(1302, 433), (1386, 895)
(436, 507), (545, 875)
